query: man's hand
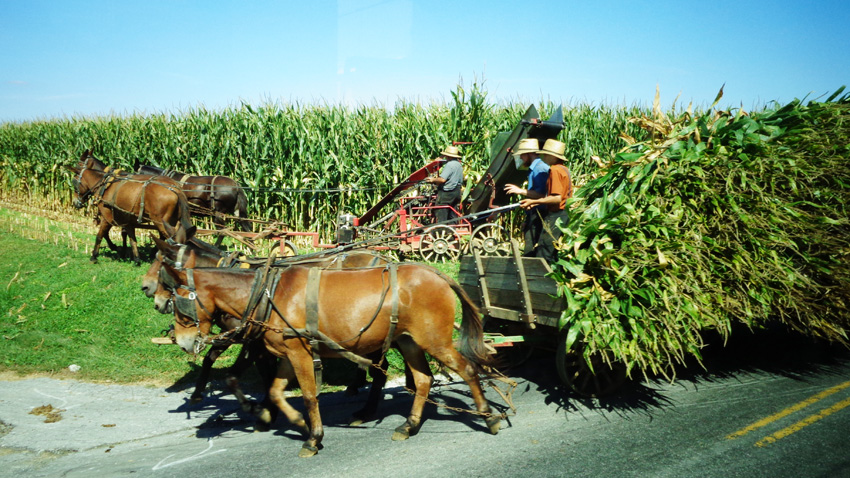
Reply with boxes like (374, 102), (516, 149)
(519, 198), (536, 210)
(504, 183), (525, 196)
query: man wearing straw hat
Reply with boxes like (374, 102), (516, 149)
(504, 137), (549, 256)
(425, 145), (464, 223)
(519, 138), (572, 263)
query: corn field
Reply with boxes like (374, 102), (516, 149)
(0, 82), (648, 238)
(3, 81), (847, 380)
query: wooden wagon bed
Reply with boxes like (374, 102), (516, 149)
(458, 249), (563, 330)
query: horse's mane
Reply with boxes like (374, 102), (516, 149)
(138, 164), (187, 179)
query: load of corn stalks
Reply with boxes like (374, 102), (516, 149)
(554, 86), (850, 379)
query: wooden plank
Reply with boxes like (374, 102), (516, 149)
(472, 247), (492, 312)
(485, 306), (560, 328)
(461, 256), (552, 278)
(511, 239), (536, 327)
(458, 270), (558, 296)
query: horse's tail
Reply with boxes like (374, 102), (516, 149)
(235, 186), (252, 232)
(444, 276), (494, 368)
(175, 190), (196, 242)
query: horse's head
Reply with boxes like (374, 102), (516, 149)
(153, 260), (212, 355)
(142, 237), (224, 298)
(70, 150), (107, 208)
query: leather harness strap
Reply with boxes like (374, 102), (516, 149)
(306, 268), (324, 389)
(382, 262), (399, 355)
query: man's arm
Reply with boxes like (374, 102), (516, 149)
(519, 194), (561, 209)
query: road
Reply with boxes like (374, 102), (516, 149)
(1, 330), (849, 478)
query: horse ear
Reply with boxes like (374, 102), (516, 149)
(151, 235), (170, 252)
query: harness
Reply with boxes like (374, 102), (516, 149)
(75, 161), (183, 225)
(159, 254), (401, 393)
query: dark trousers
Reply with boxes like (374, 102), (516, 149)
(537, 209), (567, 263)
(522, 210), (545, 256)
(434, 188), (461, 223)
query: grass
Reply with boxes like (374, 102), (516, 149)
(0, 205), (459, 389)
(0, 227), (197, 384)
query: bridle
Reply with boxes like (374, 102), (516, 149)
(72, 156), (108, 209)
(157, 249), (213, 354)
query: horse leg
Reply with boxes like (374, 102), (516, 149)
(90, 220), (111, 263)
(126, 226), (141, 266)
(286, 348), (324, 457)
(424, 345), (501, 435)
(266, 357), (309, 435)
(224, 342), (279, 432)
(348, 353), (388, 426)
(191, 344), (227, 403)
(391, 336), (434, 441)
(212, 215), (226, 247)
(345, 367), (368, 396)
(104, 230), (120, 253)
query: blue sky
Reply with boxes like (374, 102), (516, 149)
(2, 0), (848, 122)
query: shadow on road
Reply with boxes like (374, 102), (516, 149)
(503, 323), (850, 421)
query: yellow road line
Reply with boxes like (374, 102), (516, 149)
(726, 380), (850, 440)
(755, 396), (850, 447)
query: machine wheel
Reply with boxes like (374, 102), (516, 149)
(418, 226), (461, 263)
(281, 240), (299, 257)
(468, 224), (511, 256)
(555, 339), (627, 398)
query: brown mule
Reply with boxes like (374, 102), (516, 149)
(70, 150), (195, 265)
(143, 237), (397, 428)
(137, 164), (251, 233)
(154, 259), (501, 457)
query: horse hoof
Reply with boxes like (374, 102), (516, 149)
(254, 421), (271, 433)
(189, 394), (203, 404)
(392, 423), (413, 441)
(486, 416), (502, 435)
(298, 445), (319, 458)
(344, 386), (359, 396)
(90, 258), (98, 264)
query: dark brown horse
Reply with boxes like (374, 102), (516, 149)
(137, 164), (251, 232)
(143, 237), (395, 425)
(153, 259), (500, 457)
(70, 150), (195, 265)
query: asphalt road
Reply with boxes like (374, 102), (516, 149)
(1, 330), (849, 478)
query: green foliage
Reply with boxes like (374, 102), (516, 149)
(0, 81), (647, 239)
(554, 87), (850, 378)
(0, 230), (196, 382)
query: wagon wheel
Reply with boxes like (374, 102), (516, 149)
(555, 339), (627, 398)
(281, 240), (298, 257)
(418, 226), (461, 263)
(468, 224), (511, 256)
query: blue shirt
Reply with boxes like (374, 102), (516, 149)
(527, 157), (550, 214)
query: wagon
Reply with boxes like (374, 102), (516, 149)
(458, 241), (628, 397)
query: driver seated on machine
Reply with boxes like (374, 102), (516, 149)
(425, 145), (464, 224)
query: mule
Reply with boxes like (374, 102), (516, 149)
(70, 150), (195, 265)
(137, 164), (251, 233)
(153, 260), (501, 457)
(143, 237), (397, 425)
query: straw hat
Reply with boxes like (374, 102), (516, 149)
(512, 138), (540, 156)
(440, 145), (462, 159)
(538, 138), (567, 161)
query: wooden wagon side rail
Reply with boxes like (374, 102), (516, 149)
(459, 249), (563, 329)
